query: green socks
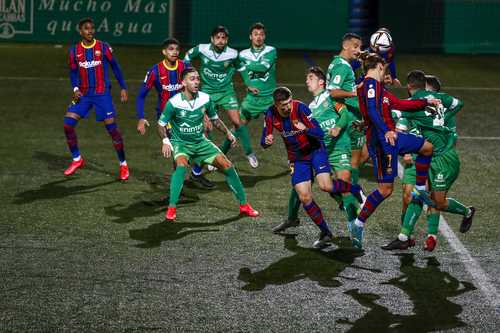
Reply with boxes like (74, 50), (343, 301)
(401, 202), (423, 236)
(351, 167), (359, 185)
(427, 213), (440, 235)
(444, 198), (469, 216)
(223, 166), (247, 204)
(342, 194), (358, 222)
(168, 166), (186, 207)
(287, 188), (301, 221)
(221, 125), (253, 156)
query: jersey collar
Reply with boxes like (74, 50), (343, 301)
(162, 60), (178, 71)
(81, 39), (97, 49)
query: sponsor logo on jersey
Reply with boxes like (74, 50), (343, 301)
(367, 88), (375, 98)
(281, 129), (306, 138)
(162, 83), (184, 92)
(203, 68), (227, 82)
(179, 123), (203, 133)
(79, 60), (102, 69)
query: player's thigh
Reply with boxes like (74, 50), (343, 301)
(226, 108), (241, 126)
(369, 145), (398, 185)
(335, 169), (351, 182)
(397, 132), (425, 155)
(290, 160), (313, 188)
(329, 149), (352, 177)
(94, 94), (116, 122)
(192, 139), (225, 168)
(212, 153), (232, 170)
(66, 96), (93, 119)
(214, 90), (239, 112)
(312, 149), (332, 191)
(172, 142), (192, 164)
(294, 180), (313, 204)
(431, 190), (448, 210)
(429, 150), (460, 193)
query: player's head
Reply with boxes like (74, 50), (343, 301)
(273, 87), (293, 116)
(425, 74), (441, 92)
(359, 52), (386, 81)
(341, 32), (362, 61)
(161, 38), (180, 63)
(211, 25), (229, 51)
(181, 67), (200, 94)
(249, 22), (266, 48)
(78, 17), (95, 42)
(306, 66), (326, 94)
(407, 70), (426, 95)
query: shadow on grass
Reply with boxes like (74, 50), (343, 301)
(207, 170), (289, 191)
(238, 234), (378, 291)
(13, 178), (116, 204)
(338, 253), (476, 332)
(128, 215), (243, 248)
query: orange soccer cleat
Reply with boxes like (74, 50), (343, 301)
(239, 203), (259, 217)
(119, 164), (129, 181)
(64, 158), (85, 176)
(424, 235), (437, 252)
(165, 207), (176, 221)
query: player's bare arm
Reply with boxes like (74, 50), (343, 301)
(211, 118), (237, 146)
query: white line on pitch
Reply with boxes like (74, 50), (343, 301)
(460, 136), (500, 140)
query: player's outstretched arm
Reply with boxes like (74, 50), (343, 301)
(211, 117), (237, 146)
(104, 43), (127, 92)
(385, 90), (428, 111)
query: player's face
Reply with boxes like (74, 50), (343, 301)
(79, 22), (95, 42)
(183, 72), (201, 94)
(162, 44), (180, 63)
(275, 98), (293, 117)
(211, 32), (228, 50)
(344, 38), (362, 60)
(250, 29), (265, 48)
(306, 73), (323, 93)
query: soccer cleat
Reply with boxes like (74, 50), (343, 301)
(424, 235), (437, 252)
(207, 165), (218, 172)
(240, 203), (259, 217)
(165, 207), (176, 221)
(189, 172), (215, 189)
(313, 230), (333, 248)
(381, 237), (416, 251)
(460, 206), (475, 233)
(272, 218), (300, 233)
(351, 223), (364, 250)
(247, 153), (259, 168)
(347, 219), (354, 234)
(64, 158), (85, 176)
(119, 164), (129, 180)
(352, 185), (367, 206)
(411, 188), (436, 207)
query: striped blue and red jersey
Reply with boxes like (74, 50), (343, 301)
(261, 100), (324, 161)
(68, 39), (127, 96)
(358, 77), (428, 146)
(136, 60), (187, 119)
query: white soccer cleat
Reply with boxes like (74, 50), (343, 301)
(247, 153), (259, 168)
(207, 165), (218, 172)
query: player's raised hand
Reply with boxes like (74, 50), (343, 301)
(427, 98), (442, 107)
(227, 132), (237, 147)
(120, 89), (128, 103)
(385, 130), (397, 146)
(265, 134), (274, 146)
(329, 127), (341, 137)
(137, 119), (150, 135)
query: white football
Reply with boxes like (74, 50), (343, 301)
(370, 30), (393, 53)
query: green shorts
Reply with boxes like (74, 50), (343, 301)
(349, 125), (366, 150)
(402, 163), (416, 185)
(429, 149), (460, 192)
(328, 149), (352, 172)
(172, 138), (222, 166)
(240, 94), (274, 121)
(208, 90), (239, 111)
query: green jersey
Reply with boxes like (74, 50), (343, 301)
(434, 91), (463, 145)
(184, 43), (239, 94)
(309, 90), (351, 151)
(238, 45), (277, 97)
(326, 55), (360, 118)
(404, 90), (456, 155)
(158, 91), (218, 143)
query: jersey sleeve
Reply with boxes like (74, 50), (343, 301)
(260, 108), (274, 148)
(439, 92), (463, 122)
(385, 90), (427, 111)
(135, 68), (156, 119)
(103, 42), (127, 90)
(68, 47), (79, 90)
(184, 45), (200, 64)
(158, 101), (174, 126)
(333, 103), (349, 130)
(327, 64), (350, 90)
(365, 79), (389, 133)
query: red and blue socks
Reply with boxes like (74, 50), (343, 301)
(105, 122), (126, 164)
(415, 155), (432, 189)
(356, 189), (385, 226)
(64, 117), (80, 160)
(303, 200), (331, 234)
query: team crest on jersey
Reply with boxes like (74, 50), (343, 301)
(95, 50), (101, 57)
(179, 110), (187, 117)
(323, 101), (329, 108)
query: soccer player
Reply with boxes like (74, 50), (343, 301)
(326, 33), (364, 187)
(158, 67), (259, 221)
(272, 68), (359, 234)
(64, 17), (129, 180)
(262, 87), (363, 247)
(220, 22), (277, 168)
(382, 70), (474, 251)
(184, 26), (241, 173)
(351, 54), (441, 250)
(135, 38), (214, 189)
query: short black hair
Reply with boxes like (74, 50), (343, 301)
(307, 66), (326, 84)
(425, 75), (442, 92)
(211, 25), (229, 37)
(78, 17), (93, 30)
(407, 70), (427, 90)
(181, 67), (198, 80)
(162, 38), (180, 49)
(342, 32), (362, 44)
(273, 87), (292, 102)
(249, 22), (265, 34)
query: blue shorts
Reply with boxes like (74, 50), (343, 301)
(290, 149), (331, 186)
(67, 94), (116, 121)
(369, 132), (424, 183)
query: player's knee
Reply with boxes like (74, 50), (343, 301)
(64, 116), (78, 128)
(176, 157), (189, 167)
(378, 186), (393, 198)
(421, 141), (433, 156)
(435, 199), (448, 211)
(219, 157), (233, 170)
(298, 192), (312, 204)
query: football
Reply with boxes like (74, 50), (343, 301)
(370, 29), (393, 53)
